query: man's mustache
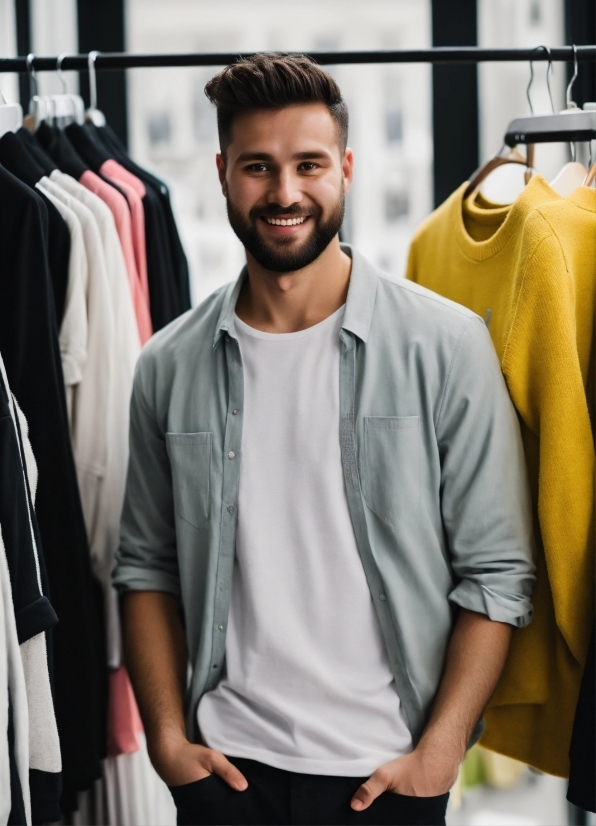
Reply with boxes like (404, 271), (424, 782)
(251, 204), (320, 219)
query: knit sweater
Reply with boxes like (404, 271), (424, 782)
(406, 177), (595, 777)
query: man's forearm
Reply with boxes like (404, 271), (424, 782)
(122, 590), (249, 790)
(122, 591), (188, 751)
(351, 607), (513, 809)
(418, 607), (512, 762)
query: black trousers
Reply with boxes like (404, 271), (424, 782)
(169, 755), (449, 825)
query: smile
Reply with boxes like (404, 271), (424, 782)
(263, 216), (308, 226)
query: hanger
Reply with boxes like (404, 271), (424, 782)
(0, 88), (23, 138)
(85, 51), (106, 127)
(549, 45), (588, 196)
(50, 53), (85, 127)
(504, 46), (596, 148)
(463, 48), (548, 201)
(23, 54), (49, 131)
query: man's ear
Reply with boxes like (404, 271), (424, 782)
(216, 153), (228, 196)
(342, 147), (354, 195)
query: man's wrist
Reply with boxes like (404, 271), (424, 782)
(147, 725), (189, 760)
(415, 726), (467, 767)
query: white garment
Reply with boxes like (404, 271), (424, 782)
(35, 184), (88, 420)
(39, 177), (114, 573)
(48, 170), (141, 667)
(0, 524), (31, 825)
(198, 307), (412, 776)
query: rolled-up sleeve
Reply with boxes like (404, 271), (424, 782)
(112, 356), (180, 597)
(437, 316), (535, 627)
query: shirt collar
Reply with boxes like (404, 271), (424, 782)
(213, 243), (378, 348)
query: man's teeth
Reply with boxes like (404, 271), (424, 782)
(265, 216), (307, 226)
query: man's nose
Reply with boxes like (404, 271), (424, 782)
(267, 169), (302, 208)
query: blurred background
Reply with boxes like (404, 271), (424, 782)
(0, 1), (594, 824)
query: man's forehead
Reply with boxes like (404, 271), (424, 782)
(227, 104), (338, 155)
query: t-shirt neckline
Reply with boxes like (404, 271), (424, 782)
(234, 304), (345, 341)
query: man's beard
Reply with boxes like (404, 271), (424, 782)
(226, 190), (345, 273)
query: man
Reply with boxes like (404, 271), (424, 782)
(114, 54), (535, 826)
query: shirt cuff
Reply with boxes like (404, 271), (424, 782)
(448, 579), (533, 628)
(112, 564), (181, 598)
(15, 595), (59, 644)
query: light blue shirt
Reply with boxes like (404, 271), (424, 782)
(113, 245), (535, 745)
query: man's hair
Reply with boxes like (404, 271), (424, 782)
(204, 53), (349, 155)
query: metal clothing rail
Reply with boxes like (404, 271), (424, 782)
(0, 46), (595, 73)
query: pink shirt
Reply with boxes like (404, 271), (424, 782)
(100, 160), (150, 328)
(107, 665), (144, 757)
(80, 169), (152, 345)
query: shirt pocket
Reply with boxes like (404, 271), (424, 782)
(166, 432), (212, 528)
(362, 416), (420, 527)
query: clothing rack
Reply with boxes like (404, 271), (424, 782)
(0, 46), (595, 73)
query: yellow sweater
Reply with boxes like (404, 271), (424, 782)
(406, 177), (595, 777)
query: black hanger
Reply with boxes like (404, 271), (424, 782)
(504, 46), (596, 146)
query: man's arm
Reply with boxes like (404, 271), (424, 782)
(350, 608), (512, 810)
(123, 591), (248, 790)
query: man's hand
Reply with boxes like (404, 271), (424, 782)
(122, 592), (248, 792)
(350, 745), (457, 811)
(350, 609), (513, 812)
(150, 731), (248, 791)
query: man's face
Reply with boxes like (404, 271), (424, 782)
(216, 103), (353, 273)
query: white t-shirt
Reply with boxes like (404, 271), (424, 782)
(198, 305), (412, 776)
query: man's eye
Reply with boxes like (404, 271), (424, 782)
(299, 162), (318, 171)
(246, 163), (268, 173)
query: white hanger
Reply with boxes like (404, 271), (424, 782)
(50, 53), (85, 127)
(470, 53), (544, 205)
(0, 88), (23, 137)
(85, 51), (106, 127)
(25, 54), (49, 130)
(549, 46), (587, 195)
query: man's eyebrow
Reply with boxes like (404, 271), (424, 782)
(234, 150), (331, 163)
(292, 151), (331, 160)
(235, 152), (274, 162)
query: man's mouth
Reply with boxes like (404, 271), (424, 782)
(262, 215), (309, 226)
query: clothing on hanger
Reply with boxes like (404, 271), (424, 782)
(0, 162), (106, 812)
(35, 181), (89, 417)
(95, 122), (192, 318)
(0, 131), (71, 329)
(89, 123), (188, 328)
(406, 176), (595, 777)
(9, 384), (63, 824)
(35, 122), (153, 345)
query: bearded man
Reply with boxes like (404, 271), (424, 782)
(113, 53), (535, 826)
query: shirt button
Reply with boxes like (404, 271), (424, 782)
(227, 505), (235, 514)
(228, 451), (236, 459)
(218, 625), (224, 631)
(232, 409), (239, 415)
(379, 593), (387, 601)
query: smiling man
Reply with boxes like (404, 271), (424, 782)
(113, 54), (535, 826)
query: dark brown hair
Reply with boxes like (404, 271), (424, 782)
(204, 53), (349, 154)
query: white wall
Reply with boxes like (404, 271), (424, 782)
(0, 0), (18, 105)
(31, 0), (79, 96)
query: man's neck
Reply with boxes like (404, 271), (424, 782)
(235, 237), (352, 334)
